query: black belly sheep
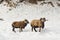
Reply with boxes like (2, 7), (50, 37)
(12, 19), (29, 32)
(30, 18), (47, 32)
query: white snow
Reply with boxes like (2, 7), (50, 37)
(0, 0), (60, 40)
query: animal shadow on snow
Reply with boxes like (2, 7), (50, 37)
(39, 28), (51, 34)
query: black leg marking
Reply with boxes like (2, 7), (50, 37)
(32, 27), (33, 32)
(34, 28), (37, 32)
(42, 26), (44, 29)
(39, 27), (41, 32)
(12, 27), (16, 32)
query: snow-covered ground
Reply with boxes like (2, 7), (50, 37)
(0, 0), (60, 40)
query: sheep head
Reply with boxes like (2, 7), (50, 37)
(40, 18), (47, 22)
(24, 19), (29, 24)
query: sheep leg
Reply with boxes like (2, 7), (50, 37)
(34, 28), (37, 32)
(19, 28), (23, 32)
(12, 27), (16, 32)
(32, 27), (33, 32)
(21, 28), (23, 32)
(39, 27), (41, 32)
(42, 26), (44, 29)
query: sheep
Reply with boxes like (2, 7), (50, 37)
(12, 19), (29, 32)
(30, 18), (47, 32)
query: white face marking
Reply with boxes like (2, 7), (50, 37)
(41, 18), (46, 22)
(25, 21), (27, 23)
(41, 20), (44, 22)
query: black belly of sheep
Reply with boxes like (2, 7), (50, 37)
(31, 18), (47, 32)
(12, 19), (29, 32)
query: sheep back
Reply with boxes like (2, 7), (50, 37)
(12, 21), (26, 28)
(31, 20), (43, 27)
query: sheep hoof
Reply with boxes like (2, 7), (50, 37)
(34, 30), (37, 32)
(12, 30), (16, 33)
(35, 31), (37, 32)
(39, 30), (41, 32)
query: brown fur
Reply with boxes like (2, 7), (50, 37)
(31, 18), (47, 32)
(12, 19), (29, 32)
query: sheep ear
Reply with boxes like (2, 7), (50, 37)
(43, 18), (45, 19)
(24, 19), (27, 21)
(43, 18), (46, 20)
(40, 18), (42, 20)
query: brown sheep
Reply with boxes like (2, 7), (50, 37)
(30, 18), (47, 32)
(12, 19), (29, 32)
